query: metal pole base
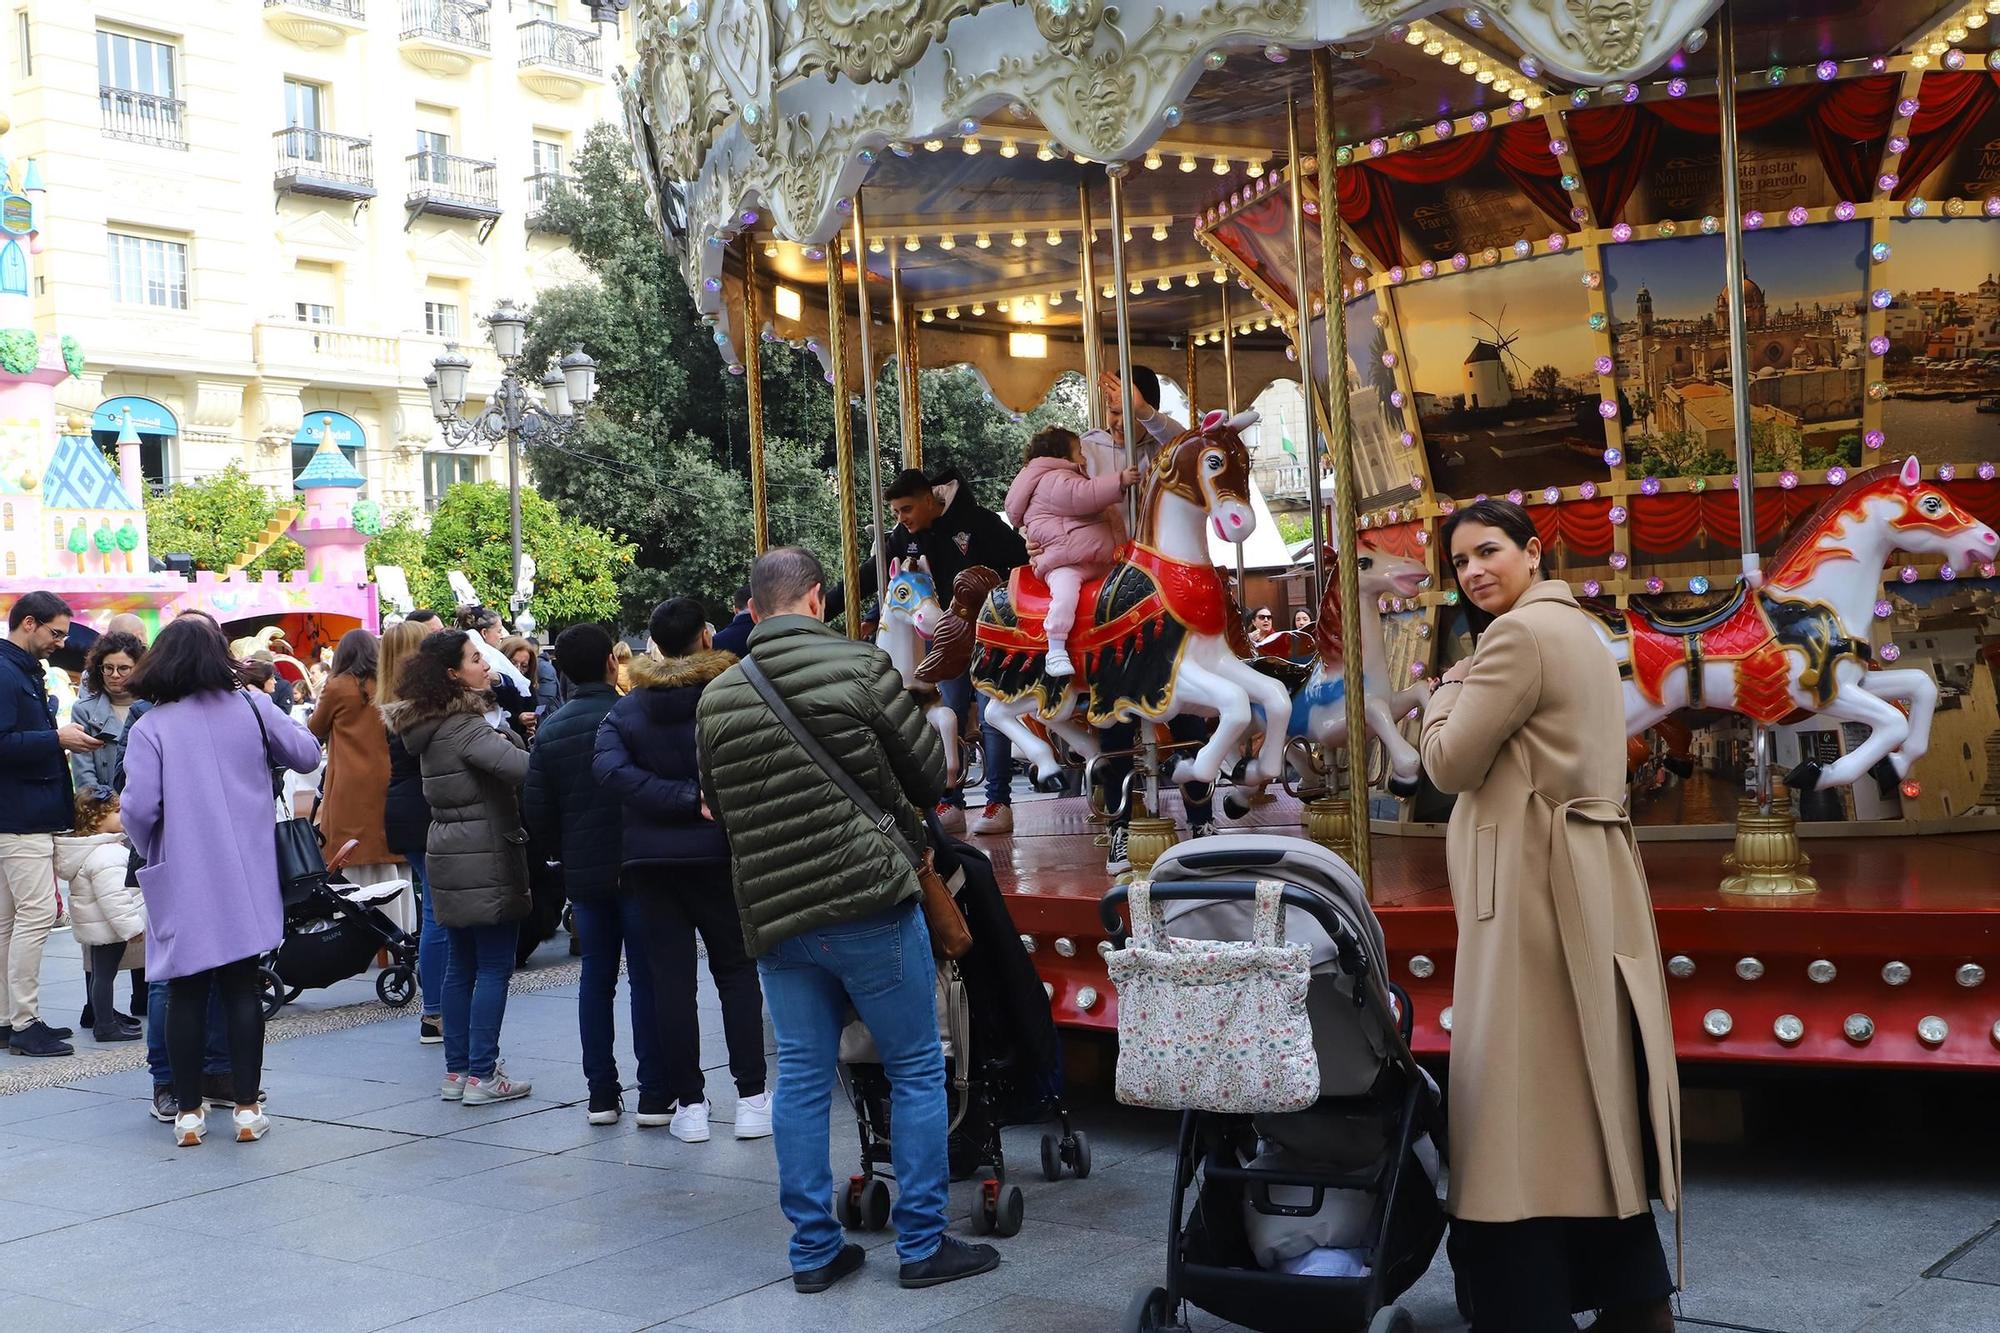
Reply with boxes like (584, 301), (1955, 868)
(1719, 792), (1819, 897)
(1125, 815), (1180, 879)
(1304, 793), (1356, 880)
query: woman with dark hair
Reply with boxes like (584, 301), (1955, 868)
(383, 631), (533, 1104)
(309, 628), (401, 909)
(1423, 500), (1681, 1333)
(121, 615), (320, 1146)
(71, 631), (145, 790)
(457, 606), (537, 734)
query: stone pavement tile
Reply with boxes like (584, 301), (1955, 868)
(220, 1070), (427, 1122)
(0, 1198), (90, 1244)
(533, 1170), (769, 1243)
(0, 1084), (115, 1125)
(257, 1190), (520, 1264)
(383, 1291), (658, 1332)
(447, 1104), (642, 1154)
(455, 1150), (656, 1212)
(483, 1052), (595, 1105)
(972, 1217), (1155, 1305)
(673, 1257), (1009, 1333)
(1939, 1221), (2000, 1285)
(0, 1290), (148, 1333)
(512, 1207), (828, 1321)
(299, 1135), (539, 1193)
(0, 1215), (238, 1315)
(0, 1138), (281, 1216)
(1853, 1276), (2000, 1332)
(126, 1172), (382, 1238)
(921, 1294), (1123, 1333)
(346, 1089), (561, 1136)
(155, 1245), (478, 1332)
(565, 1118), (801, 1185)
(367, 1207), (659, 1289)
(1004, 1145), (1181, 1241)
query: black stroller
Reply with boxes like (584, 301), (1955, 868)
(259, 872), (421, 1017)
(1100, 836), (1449, 1333)
(834, 828), (1088, 1239)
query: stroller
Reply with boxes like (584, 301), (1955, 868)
(833, 828), (1087, 1240)
(1101, 835), (1450, 1333)
(259, 867), (421, 1018)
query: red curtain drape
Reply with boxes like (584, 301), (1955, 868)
(1525, 498), (1616, 555)
(1490, 121), (1585, 232)
(1809, 75), (1900, 202)
(1335, 166), (1407, 269)
(1211, 194), (1302, 303)
(1364, 521), (1426, 561)
(1895, 71), (2000, 198)
(1363, 133), (1493, 184)
(1646, 85), (1820, 135)
(1567, 106), (1661, 226)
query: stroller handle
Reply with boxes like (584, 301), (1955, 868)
(1099, 879), (1367, 976)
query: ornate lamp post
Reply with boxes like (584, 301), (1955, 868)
(428, 298), (598, 623)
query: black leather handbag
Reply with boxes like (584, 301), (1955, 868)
(244, 692), (327, 909)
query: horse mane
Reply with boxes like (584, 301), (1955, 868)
(1136, 423), (1207, 545)
(1766, 463), (1896, 587)
(1313, 550), (1345, 669)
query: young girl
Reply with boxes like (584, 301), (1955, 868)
(1004, 426), (1139, 677)
(55, 787), (148, 1044)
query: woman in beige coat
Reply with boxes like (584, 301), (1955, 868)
(1422, 499), (1681, 1333)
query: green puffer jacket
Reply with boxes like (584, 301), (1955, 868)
(696, 615), (944, 956)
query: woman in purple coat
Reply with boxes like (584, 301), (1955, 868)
(121, 617), (320, 1147)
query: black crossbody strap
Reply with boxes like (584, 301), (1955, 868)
(241, 690), (286, 802)
(737, 655), (922, 872)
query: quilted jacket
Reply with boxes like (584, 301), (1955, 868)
(523, 682), (624, 902)
(383, 690), (530, 928)
(695, 615), (944, 956)
(592, 651), (732, 871)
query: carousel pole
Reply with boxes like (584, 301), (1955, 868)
(1184, 337), (1200, 420)
(741, 237), (770, 555)
(1713, 9), (1812, 895)
(1078, 183), (1106, 430)
(826, 233), (864, 640)
(886, 230), (923, 469)
(1287, 95), (1330, 612)
(1311, 48), (1372, 893)
(1221, 283), (1247, 606)
(852, 196), (889, 603)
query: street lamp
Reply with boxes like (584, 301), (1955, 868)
(430, 299), (600, 620)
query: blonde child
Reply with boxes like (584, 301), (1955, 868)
(1004, 425), (1139, 677)
(55, 786), (147, 1043)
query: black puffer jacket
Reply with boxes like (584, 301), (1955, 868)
(382, 730), (430, 860)
(696, 616), (944, 956)
(593, 650), (733, 869)
(523, 682), (623, 901)
(383, 691), (530, 928)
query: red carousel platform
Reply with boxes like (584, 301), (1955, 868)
(989, 794), (2000, 1071)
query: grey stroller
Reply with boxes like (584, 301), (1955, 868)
(1101, 834), (1451, 1333)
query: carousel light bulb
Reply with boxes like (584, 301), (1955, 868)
(1145, 149), (1164, 170)
(1423, 39), (1445, 55)
(1493, 78), (1511, 92)
(1929, 39), (1949, 53)
(1121, 227), (1132, 242)
(1179, 154), (1198, 172)
(1461, 61), (1479, 76)
(1478, 70), (1497, 84)
(920, 309), (934, 322)
(1184, 273), (1199, 288)
(1037, 141), (1055, 161)
(938, 234), (956, 250)
(763, 240), (779, 257)
(1969, 12), (1989, 26)
(1103, 283), (1115, 299)
(1046, 229), (1063, 246)
(1947, 23), (1968, 39)
(1247, 158), (1266, 176)
(970, 302), (985, 316)
(903, 235), (921, 251)
(1011, 230), (1027, 247)
(868, 236), (885, 254)
(945, 306), (959, 318)
(1911, 53), (1930, 67)
(995, 299), (1009, 312)
(999, 138), (1019, 158)
(1212, 157), (1230, 174)
(924, 139), (944, 151)
(1441, 49), (1463, 65)
(1152, 223), (1169, 241)
(1048, 290), (1063, 306)
(1129, 279), (1143, 295)
(1405, 25), (1426, 43)
(975, 232), (992, 249)
(962, 137), (982, 155)
(1255, 317), (1269, 330)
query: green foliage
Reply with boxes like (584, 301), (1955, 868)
(60, 335), (84, 379)
(363, 507), (430, 595)
(0, 328), (39, 375)
(142, 462), (305, 574)
(1528, 364), (1562, 400)
(412, 482), (632, 629)
(351, 498), (384, 537)
(1627, 420), (1862, 480)
(1277, 513), (1313, 545)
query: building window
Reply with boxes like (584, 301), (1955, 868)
(297, 302), (334, 326)
(17, 12), (31, 78)
(97, 28), (183, 148)
(530, 1), (558, 22)
(530, 138), (564, 201)
(415, 128), (450, 183)
(423, 301), (459, 339)
(283, 77), (325, 162)
(106, 231), (189, 310)
(425, 452), (480, 510)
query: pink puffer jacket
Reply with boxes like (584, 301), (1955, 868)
(1004, 456), (1128, 579)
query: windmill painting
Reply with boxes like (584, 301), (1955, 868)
(1463, 309), (1531, 410)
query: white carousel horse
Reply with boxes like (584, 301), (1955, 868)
(964, 410), (1294, 805)
(1589, 455), (1998, 791)
(1282, 542), (1435, 796)
(874, 559), (963, 785)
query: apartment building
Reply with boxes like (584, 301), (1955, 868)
(6, 0), (626, 514)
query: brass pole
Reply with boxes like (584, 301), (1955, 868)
(1311, 47), (1371, 893)
(741, 240), (770, 555)
(886, 237), (923, 468)
(1107, 164), (1160, 816)
(826, 242), (863, 639)
(852, 197), (889, 604)
(1221, 282), (1246, 603)
(1184, 337), (1200, 420)
(1288, 95), (1330, 612)
(1078, 183), (1105, 430)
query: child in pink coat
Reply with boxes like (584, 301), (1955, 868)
(1004, 426), (1139, 677)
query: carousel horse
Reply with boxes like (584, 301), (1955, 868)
(961, 410), (1294, 806)
(1590, 456), (1998, 791)
(874, 559), (962, 785)
(1284, 541), (1434, 796)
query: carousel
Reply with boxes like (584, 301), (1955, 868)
(624, 0), (2000, 1069)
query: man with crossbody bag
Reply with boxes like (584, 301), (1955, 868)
(696, 547), (1001, 1296)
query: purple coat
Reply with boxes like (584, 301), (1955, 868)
(121, 688), (322, 980)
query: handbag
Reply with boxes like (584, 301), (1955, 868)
(244, 691), (328, 909)
(736, 655), (972, 959)
(1105, 879), (1319, 1114)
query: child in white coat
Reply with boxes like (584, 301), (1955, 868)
(54, 787), (147, 1044)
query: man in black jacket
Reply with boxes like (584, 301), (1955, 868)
(593, 598), (769, 1145)
(830, 468), (1029, 836)
(712, 586), (753, 657)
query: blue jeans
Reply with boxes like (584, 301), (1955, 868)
(145, 978), (230, 1089)
(442, 922), (517, 1080)
(757, 900), (947, 1271)
(938, 673), (1013, 808)
(409, 854), (447, 1017)
(570, 896), (663, 1101)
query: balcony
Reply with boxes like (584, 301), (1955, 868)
(399, 0), (489, 77)
(274, 129), (376, 203)
(254, 320), (402, 386)
(516, 19), (601, 99)
(100, 87), (186, 150)
(525, 172), (578, 232)
(406, 152), (501, 235)
(263, 0), (367, 49)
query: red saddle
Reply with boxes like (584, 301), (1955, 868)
(980, 566), (1111, 654)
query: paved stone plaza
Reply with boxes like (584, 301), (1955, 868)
(0, 927), (1994, 1332)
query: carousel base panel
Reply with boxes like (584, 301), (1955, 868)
(989, 795), (2000, 1070)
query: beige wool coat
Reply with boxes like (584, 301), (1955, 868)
(1421, 579), (1681, 1225)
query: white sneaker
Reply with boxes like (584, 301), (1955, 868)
(173, 1109), (205, 1147)
(1044, 647), (1075, 677)
(232, 1108), (271, 1142)
(440, 1071), (466, 1102)
(462, 1073), (532, 1105)
(735, 1091), (773, 1140)
(670, 1099), (711, 1143)
(969, 803), (1014, 835)
(933, 802), (966, 834)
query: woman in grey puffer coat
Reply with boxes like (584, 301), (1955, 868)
(382, 631), (532, 1105)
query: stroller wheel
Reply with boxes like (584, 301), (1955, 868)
(258, 966), (285, 1020)
(1367, 1307), (1414, 1333)
(834, 1177), (864, 1231)
(376, 965), (417, 1008)
(859, 1177), (892, 1232)
(1124, 1286), (1176, 1333)
(1040, 1133), (1063, 1182)
(1068, 1130), (1092, 1180)
(993, 1184), (1024, 1238)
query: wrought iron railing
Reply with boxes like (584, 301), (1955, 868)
(517, 18), (599, 73)
(100, 86), (186, 149)
(274, 128), (374, 189)
(526, 172), (579, 229)
(400, 0), (489, 48)
(264, 0), (367, 18)
(407, 151), (499, 211)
